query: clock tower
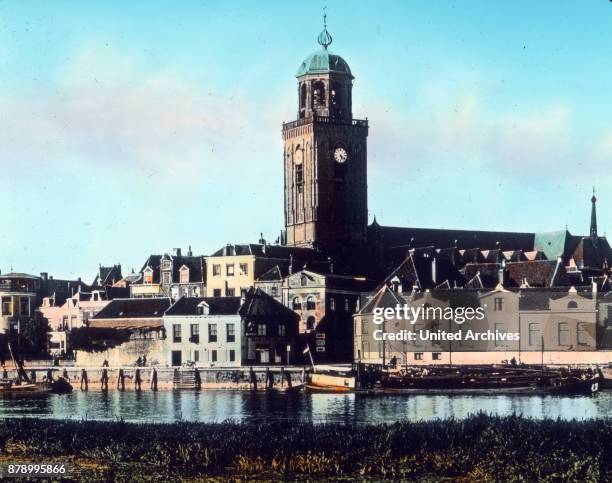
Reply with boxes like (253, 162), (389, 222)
(282, 16), (368, 253)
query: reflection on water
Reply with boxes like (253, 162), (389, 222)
(0, 390), (611, 424)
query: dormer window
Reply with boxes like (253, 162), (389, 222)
(162, 271), (171, 285)
(162, 260), (172, 270)
(197, 302), (210, 316)
(180, 266), (189, 284)
(143, 268), (153, 284)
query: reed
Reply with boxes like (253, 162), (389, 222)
(0, 413), (609, 480)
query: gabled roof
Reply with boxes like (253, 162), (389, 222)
(93, 264), (122, 286)
(257, 265), (287, 282)
(165, 297), (241, 316)
(209, 243), (324, 261)
(238, 287), (299, 320)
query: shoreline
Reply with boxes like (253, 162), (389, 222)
(0, 415), (610, 480)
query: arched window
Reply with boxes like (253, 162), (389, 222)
(568, 300), (578, 309)
(292, 297), (302, 310)
(306, 316), (315, 330)
(312, 81), (325, 109)
(306, 296), (316, 310)
(300, 84), (307, 108)
(329, 297), (336, 311)
(331, 81), (342, 117)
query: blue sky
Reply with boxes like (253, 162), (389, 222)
(2, 1), (612, 280)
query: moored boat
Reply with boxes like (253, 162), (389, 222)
(305, 371), (356, 392)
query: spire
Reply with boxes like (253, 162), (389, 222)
(591, 187), (598, 239)
(317, 6), (333, 50)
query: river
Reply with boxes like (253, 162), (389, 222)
(1, 390), (611, 423)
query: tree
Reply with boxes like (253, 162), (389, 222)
(20, 316), (50, 357)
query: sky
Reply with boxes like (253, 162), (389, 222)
(2, 0), (612, 281)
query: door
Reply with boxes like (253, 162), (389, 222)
(171, 350), (182, 367)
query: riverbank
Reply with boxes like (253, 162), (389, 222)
(0, 414), (609, 480)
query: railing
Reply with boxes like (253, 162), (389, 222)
(0, 282), (36, 293)
(282, 115), (368, 131)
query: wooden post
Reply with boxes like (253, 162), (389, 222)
(194, 368), (202, 390)
(80, 369), (88, 391)
(151, 368), (158, 392)
(117, 368), (125, 391)
(101, 369), (108, 391)
(135, 368), (142, 392)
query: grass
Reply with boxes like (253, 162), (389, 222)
(0, 414), (609, 481)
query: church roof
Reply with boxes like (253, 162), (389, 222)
(296, 50), (353, 78)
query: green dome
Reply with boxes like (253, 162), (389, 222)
(296, 50), (353, 78)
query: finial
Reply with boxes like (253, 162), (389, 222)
(592, 186), (597, 203)
(317, 6), (333, 50)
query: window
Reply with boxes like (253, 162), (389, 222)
(528, 322), (541, 347)
(257, 323), (267, 336)
(312, 80), (326, 107)
(239, 263), (248, 275)
(278, 324), (286, 336)
(494, 323), (506, 347)
(292, 297), (301, 310)
(19, 297), (29, 316)
(226, 264), (234, 276)
(227, 323), (235, 343)
(143, 269), (153, 284)
(329, 297), (336, 311)
(306, 296), (315, 310)
(173, 324), (182, 343)
(229, 349), (236, 362)
(414, 352), (424, 361)
(300, 274), (308, 287)
(162, 271), (171, 285)
(193, 350), (199, 362)
(271, 286), (278, 297)
(344, 298), (350, 311)
(171, 350), (182, 366)
(494, 297), (503, 311)
(558, 322), (570, 346)
(432, 352), (441, 360)
(190, 324), (199, 344)
(211, 350), (217, 363)
(307, 316), (316, 331)
(577, 322), (588, 346)
(70, 315), (77, 328)
(62, 316), (68, 330)
(1, 297), (10, 316)
(209, 324), (217, 343)
(213, 264), (221, 276)
(226, 288), (235, 297)
(162, 260), (172, 270)
(568, 300), (578, 309)
(240, 288), (247, 298)
(213, 289), (221, 297)
(295, 164), (304, 188)
(361, 319), (368, 335)
(180, 267), (189, 284)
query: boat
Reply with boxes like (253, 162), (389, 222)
(0, 377), (73, 395)
(305, 371), (356, 392)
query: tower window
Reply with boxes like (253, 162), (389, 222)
(312, 81), (325, 109)
(295, 164), (304, 190)
(331, 81), (343, 117)
(300, 83), (307, 118)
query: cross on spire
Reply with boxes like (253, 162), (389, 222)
(591, 186), (598, 240)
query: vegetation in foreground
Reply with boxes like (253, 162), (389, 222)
(0, 413), (609, 481)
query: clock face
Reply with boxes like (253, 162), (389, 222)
(334, 147), (348, 163)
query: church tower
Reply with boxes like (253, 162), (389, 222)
(283, 15), (368, 253)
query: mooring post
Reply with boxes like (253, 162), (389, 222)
(101, 368), (109, 391)
(30, 369), (36, 383)
(286, 369), (292, 388)
(249, 366), (257, 391)
(46, 368), (52, 383)
(266, 367), (273, 389)
(151, 368), (158, 391)
(63, 368), (69, 380)
(80, 368), (88, 391)
(280, 367), (285, 388)
(135, 368), (142, 391)
(117, 368), (125, 391)
(194, 368), (202, 390)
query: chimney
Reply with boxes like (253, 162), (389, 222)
(187, 245), (193, 257)
(498, 259), (506, 286)
(259, 232), (266, 245)
(174, 248), (182, 257)
(40, 272), (48, 281)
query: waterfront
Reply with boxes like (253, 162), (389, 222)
(1, 390), (612, 423)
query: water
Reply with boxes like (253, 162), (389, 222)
(1, 390), (612, 423)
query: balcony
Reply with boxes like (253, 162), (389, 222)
(282, 115), (368, 131)
(0, 281), (36, 294)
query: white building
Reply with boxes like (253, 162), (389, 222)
(163, 297), (243, 367)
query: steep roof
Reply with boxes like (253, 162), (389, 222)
(165, 297), (241, 316)
(238, 287), (299, 320)
(369, 224), (535, 251)
(92, 297), (171, 320)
